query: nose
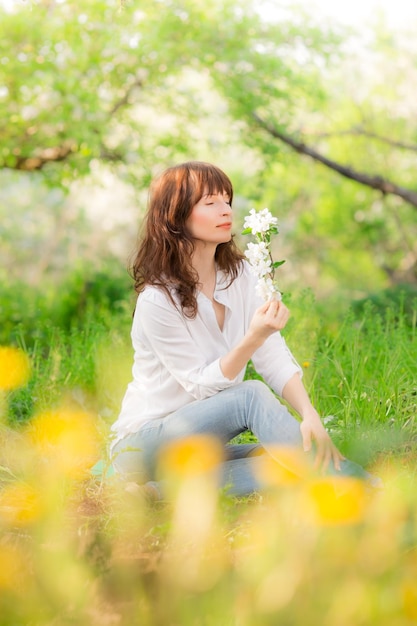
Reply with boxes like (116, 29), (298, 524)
(221, 201), (232, 215)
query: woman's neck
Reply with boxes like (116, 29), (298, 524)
(191, 242), (225, 330)
(191, 242), (217, 297)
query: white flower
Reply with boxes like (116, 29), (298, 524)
(245, 242), (272, 278)
(242, 207), (284, 302)
(245, 241), (269, 262)
(243, 208), (277, 235)
(256, 277), (282, 302)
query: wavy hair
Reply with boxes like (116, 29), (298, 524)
(131, 161), (244, 317)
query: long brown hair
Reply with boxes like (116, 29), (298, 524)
(131, 161), (244, 317)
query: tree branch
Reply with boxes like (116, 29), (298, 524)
(7, 77), (144, 172)
(109, 77), (144, 116)
(15, 144), (75, 171)
(253, 113), (417, 209)
(308, 128), (417, 152)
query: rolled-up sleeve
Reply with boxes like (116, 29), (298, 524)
(251, 332), (302, 397)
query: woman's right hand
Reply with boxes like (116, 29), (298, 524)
(248, 299), (290, 343)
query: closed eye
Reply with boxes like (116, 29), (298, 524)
(203, 193), (231, 206)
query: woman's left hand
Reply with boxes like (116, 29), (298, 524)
(300, 415), (345, 472)
(281, 373), (345, 472)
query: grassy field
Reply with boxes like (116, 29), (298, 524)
(1, 280), (416, 625)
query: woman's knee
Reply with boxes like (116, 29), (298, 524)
(242, 379), (277, 403)
(111, 438), (149, 482)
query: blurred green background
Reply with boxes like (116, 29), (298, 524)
(1, 0), (417, 301)
(1, 0), (416, 434)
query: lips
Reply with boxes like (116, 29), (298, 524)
(217, 223), (232, 228)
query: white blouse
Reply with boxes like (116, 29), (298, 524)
(111, 261), (301, 441)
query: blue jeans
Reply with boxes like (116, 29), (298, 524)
(111, 380), (380, 497)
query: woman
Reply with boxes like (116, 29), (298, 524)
(110, 161), (380, 497)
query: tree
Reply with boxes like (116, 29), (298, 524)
(1, 0), (416, 290)
(0, 0), (202, 185)
(0, 0), (337, 183)
(205, 10), (417, 285)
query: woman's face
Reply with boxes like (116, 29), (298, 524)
(186, 190), (233, 246)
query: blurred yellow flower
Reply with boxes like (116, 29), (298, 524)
(303, 476), (367, 526)
(403, 581), (417, 621)
(0, 346), (31, 391)
(302, 361), (311, 368)
(255, 445), (310, 487)
(159, 434), (223, 478)
(28, 407), (100, 479)
(0, 543), (27, 589)
(0, 481), (42, 526)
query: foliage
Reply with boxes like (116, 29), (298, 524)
(0, 0), (271, 184)
(0, 258), (132, 345)
(3, 0), (417, 293)
(352, 283), (417, 328)
(1, 261), (133, 424)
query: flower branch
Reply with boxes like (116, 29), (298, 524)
(242, 208), (285, 301)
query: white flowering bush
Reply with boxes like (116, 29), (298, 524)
(242, 208), (285, 301)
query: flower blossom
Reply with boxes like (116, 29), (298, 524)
(255, 276), (278, 301)
(243, 208), (278, 235)
(242, 207), (284, 302)
(245, 242), (272, 277)
(0, 346), (31, 391)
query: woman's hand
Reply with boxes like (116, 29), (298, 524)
(300, 414), (345, 472)
(219, 299), (290, 380)
(282, 374), (345, 472)
(248, 299), (290, 342)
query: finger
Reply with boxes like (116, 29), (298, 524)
(265, 303), (281, 325)
(276, 303), (290, 321)
(277, 309), (290, 326)
(320, 447), (333, 473)
(258, 301), (271, 314)
(274, 302), (285, 315)
(266, 299), (280, 315)
(302, 427), (312, 453)
(313, 447), (323, 470)
(313, 437), (329, 470)
(333, 448), (346, 472)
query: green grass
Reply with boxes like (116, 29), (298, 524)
(4, 283), (417, 459)
(1, 282), (417, 625)
(308, 301), (416, 465)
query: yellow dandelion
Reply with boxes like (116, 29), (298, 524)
(302, 361), (311, 368)
(0, 346), (31, 391)
(27, 407), (100, 479)
(303, 476), (367, 526)
(159, 434), (224, 478)
(0, 481), (42, 526)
